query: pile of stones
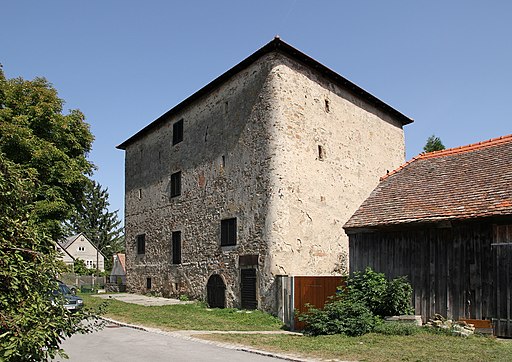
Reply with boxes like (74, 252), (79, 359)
(425, 314), (475, 337)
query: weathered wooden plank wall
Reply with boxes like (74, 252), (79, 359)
(349, 222), (494, 322)
(492, 224), (512, 337)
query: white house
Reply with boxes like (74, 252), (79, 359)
(57, 233), (105, 272)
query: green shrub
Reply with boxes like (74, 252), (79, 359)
(179, 294), (190, 301)
(346, 268), (388, 315)
(300, 298), (378, 337)
(299, 268), (414, 337)
(382, 276), (414, 316)
(346, 268), (413, 317)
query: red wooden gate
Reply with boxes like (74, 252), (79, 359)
(293, 276), (345, 330)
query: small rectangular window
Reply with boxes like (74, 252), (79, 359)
(172, 231), (182, 264)
(325, 99), (330, 113)
(173, 119), (184, 145)
(146, 277), (152, 289)
(318, 145), (326, 160)
(170, 171), (182, 198)
(137, 234), (146, 255)
(221, 218), (237, 246)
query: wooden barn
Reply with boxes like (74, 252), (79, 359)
(344, 135), (512, 337)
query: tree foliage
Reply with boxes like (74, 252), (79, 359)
(0, 155), (97, 361)
(0, 67), (94, 239)
(64, 180), (124, 272)
(0, 67), (98, 360)
(73, 258), (94, 276)
(423, 134), (445, 153)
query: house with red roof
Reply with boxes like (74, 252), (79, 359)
(344, 135), (512, 337)
(110, 253), (126, 286)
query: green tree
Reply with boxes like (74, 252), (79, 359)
(65, 180), (124, 273)
(423, 134), (445, 153)
(73, 258), (94, 276)
(0, 68), (98, 360)
(0, 67), (94, 239)
(0, 155), (97, 361)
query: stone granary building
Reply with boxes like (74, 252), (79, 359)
(117, 38), (413, 313)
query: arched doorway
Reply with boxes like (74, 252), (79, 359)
(207, 274), (226, 308)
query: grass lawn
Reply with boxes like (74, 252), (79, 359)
(198, 332), (512, 362)
(81, 294), (512, 361)
(81, 294), (283, 331)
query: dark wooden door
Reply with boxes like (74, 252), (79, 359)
(240, 269), (257, 310)
(492, 243), (512, 337)
(207, 274), (226, 308)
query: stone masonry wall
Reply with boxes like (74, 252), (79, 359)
(261, 55), (405, 310)
(123, 51), (406, 313)
(124, 54), (278, 308)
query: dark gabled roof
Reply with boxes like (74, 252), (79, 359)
(344, 134), (512, 230)
(117, 37), (413, 150)
(59, 233), (82, 250)
(56, 244), (75, 261)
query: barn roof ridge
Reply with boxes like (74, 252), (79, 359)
(381, 134), (512, 181)
(345, 133), (512, 229)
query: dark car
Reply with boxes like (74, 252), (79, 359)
(54, 280), (84, 311)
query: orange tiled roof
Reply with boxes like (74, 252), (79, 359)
(118, 253), (126, 271)
(345, 134), (512, 229)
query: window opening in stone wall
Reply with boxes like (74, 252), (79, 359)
(137, 189), (142, 199)
(137, 234), (146, 255)
(205, 126), (209, 142)
(221, 155), (226, 168)
(318, 145), (326, 161)
(221, 218), (237, 246)
(146, 277), (152, 289)
(325, 99), (330, 113)
(224, 101), (229, 115)
(173, 119), (184, 145)
(170, 171), (182, 198)
(172, 231), (182, 264)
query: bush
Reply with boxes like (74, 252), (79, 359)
(179, 294), (189, 301)
(300, 298), (378, 337)
(299, 268), (414, 337)
(346, 268), (413, 317)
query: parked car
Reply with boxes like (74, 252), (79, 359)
(54, 280), (84, 311)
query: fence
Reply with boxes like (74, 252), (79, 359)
(59, 273), (107, 292)
(276, 275), (345, 330)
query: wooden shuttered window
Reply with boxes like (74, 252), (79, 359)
(221, 218), (237, 246)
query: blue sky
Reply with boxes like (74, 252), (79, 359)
(3, 1), (511, 219)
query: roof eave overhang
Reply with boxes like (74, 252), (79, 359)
(344, 213), (512, 234)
